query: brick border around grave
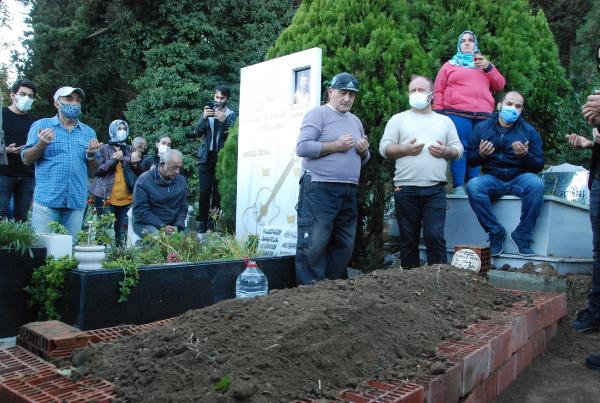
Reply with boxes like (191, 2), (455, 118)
(0, 292), (566, 403)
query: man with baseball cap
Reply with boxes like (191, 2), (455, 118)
(295, 71), (370, 285)
(22, 86), (101, 237)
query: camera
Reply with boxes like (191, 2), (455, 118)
(206, 101), (224, 111)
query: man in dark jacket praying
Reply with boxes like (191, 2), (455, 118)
(466, 91), (545, 257)
(132, 149), (187, 237)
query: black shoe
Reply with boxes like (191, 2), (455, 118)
(586, 355), (600, 372)
(510, 231), (535, 256)
(489, 229), (506, 257)
(571, 308), (600, 333)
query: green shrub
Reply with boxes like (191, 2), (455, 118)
(267, 0), (569, 270)
(24, 256), (78, 320)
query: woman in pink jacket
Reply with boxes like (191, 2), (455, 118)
(434, 30), (505, 194)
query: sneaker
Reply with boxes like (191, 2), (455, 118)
(510, 231), (535, 256)
(197, 232), (208, 243)
(585, 354), (600, 372)
(489, 229), (506, 256)
(571, 308), (600, 333)
(451, 186), (466, 195)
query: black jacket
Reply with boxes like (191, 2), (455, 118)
(467, 112), (545, 181)
(132, 166), (188, 229)
(194, 107), (236, 164)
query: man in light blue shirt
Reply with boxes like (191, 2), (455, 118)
(22, 86), (101, 237)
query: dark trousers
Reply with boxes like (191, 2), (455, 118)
(589, 176), (600, 315)
(93, 196), (130, 246)
(295, 174), (357, 285)
(0, 175), (34, 222)
(394, 183), (447, 269)
(198, 152), (220, 233)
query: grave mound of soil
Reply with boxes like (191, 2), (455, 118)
(73, 265), (522, 402)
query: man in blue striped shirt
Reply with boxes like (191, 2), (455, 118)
(22, 86), (101, 237)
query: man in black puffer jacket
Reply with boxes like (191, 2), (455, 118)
(466, 90), (545, 257)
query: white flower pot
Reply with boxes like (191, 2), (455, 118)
(73, 245), (106, 271)
(38, 233), (73, 259)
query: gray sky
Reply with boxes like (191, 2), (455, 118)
(1, 0), (30, 82)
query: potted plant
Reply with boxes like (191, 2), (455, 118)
(73, 209), (115, 271)
(37, 221), (73, 259)
(0, 218), (46, 337)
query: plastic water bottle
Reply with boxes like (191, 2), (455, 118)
(236, 259), (268, 299)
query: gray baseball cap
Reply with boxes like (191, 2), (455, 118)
(330, 72), (359, 92)
(53, 86), (85, 101)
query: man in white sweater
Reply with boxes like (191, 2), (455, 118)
(379, 75), (463, 268)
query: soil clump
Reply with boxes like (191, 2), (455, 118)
(73, 265), (521, 402)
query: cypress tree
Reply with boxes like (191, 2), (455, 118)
(268, 0), (569, 270)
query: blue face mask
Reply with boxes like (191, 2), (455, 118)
(499, 106), (520, 124)
(59, 102), (81, 120)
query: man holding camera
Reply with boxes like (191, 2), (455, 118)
(194, 84), (236, 238)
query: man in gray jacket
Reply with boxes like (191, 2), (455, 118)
(132, 149), (188, 237)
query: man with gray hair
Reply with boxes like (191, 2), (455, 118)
(130, 136), (148, 169)
(380, 75), (463, 268)
(132, 149), (188, 237)
(295, 71), (369, 285)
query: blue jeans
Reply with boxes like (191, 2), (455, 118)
(448, 115), (482, 187)
(0, 175), (35, 222)
(93, 196), (130, 247)
(466, 173), (544, 240)
(588, 176), (600, 315)
(394, 183), (447, 268)
(31, 202), (85, 238)
(295, 174), (357, 285)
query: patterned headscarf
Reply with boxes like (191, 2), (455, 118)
(108, 119), (129, 145)
(449, 31), (480, 68)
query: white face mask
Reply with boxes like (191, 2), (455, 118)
(16, 95), (34, 112)
(114, 129), (128, 143)
(409, 92), (432, 110)
(157, 144), (170, 155)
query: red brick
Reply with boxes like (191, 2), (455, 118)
(341, 383), (424, 403)
(484, 371), (498, 402)
(463, 382), (485, 403)
(550, 294), (568, 322)
(530, 330), (546, 358)
(496, 353), (516, 395)
(544, 322), (558, 341)
(451, 343), (490, 396)
(488, 326), (512, 373)
(0, 347), (56, 383)
(415, 374), (444, 403)
(17, 321), (90, 361)
(503, 313), (528, 354)
(534, 296), (553, 329)
(442, 362), (462, 403)
(85, 325), (136, 344)
(437, 340), (471, 356)
(506, 305), (541, 338)
(515, 341), (533, 375)
(0, 370), (116, 403)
